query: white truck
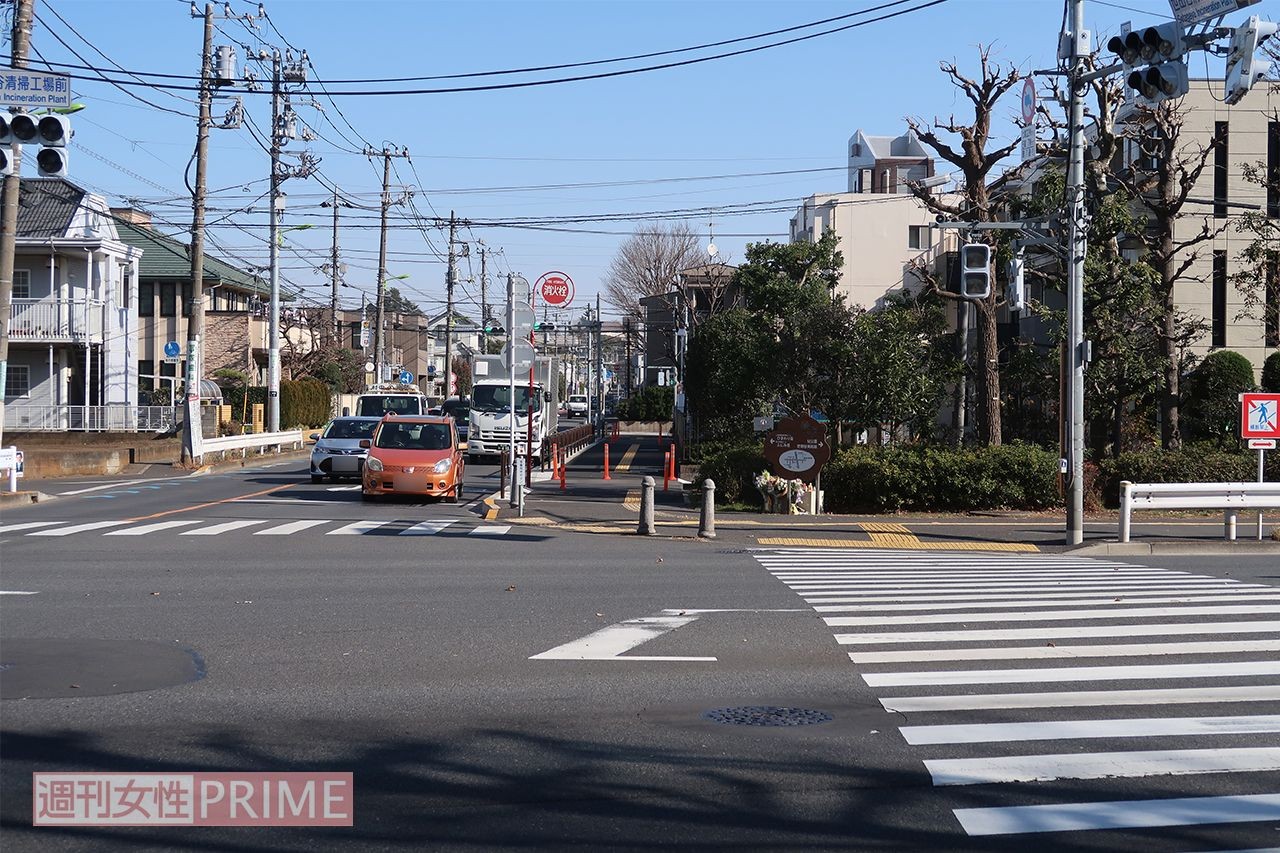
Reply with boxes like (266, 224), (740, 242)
(352, 383), (430, 417)
(467, 354), (560, 461)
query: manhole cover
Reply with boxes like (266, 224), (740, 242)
(703, 706), (832, 727)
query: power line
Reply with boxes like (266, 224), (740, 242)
(16, 0), (950, 96)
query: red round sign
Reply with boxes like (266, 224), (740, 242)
(536, 271), (574, 307)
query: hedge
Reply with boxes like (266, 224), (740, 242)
(616, 386), (673, 422)
(692, 442), (1061, 513)
(280, 378), (333, 429)
(1095, 447), (1280, 507)
(821, 444), (1061, 513)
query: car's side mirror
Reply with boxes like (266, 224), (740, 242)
(359, 439), (371, 449)
(309, 433), (320, 441)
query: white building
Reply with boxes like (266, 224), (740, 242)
(4, 178), (143, 431)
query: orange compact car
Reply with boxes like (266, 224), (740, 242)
(360, 415), (466, 502)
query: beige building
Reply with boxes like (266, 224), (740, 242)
(1134, 79), (1280, 374)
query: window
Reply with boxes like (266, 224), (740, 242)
(12, 269), (30, 299)
(116, 265), (130, 309)
(908, 225), (932, 250)
(850, 143), (861, 157)
(138, 359), (155, 379)
(1214, 122), (1229, 219)
(139, 281), (154, 317)
(1268, 122), (1280, 221)
(5, 364), (30, 398)
(1266, 252), (1279, 348)
(159, 283), (176, 317)
(181, 283), (193, 317)
(1212, 250), (1227, 348)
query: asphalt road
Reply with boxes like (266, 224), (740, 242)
(2, 460), (1279, 851)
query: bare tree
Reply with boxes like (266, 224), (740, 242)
(604, 222), (703, 321)
(1113, 103), (1225, 450)
(905, 46), (1022, 446)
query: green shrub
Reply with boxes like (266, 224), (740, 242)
(616, 385), (674, 422)
(1184, 350), (1257, 444)
(221, 385), (268, 423)
(821, 443), (1061, 513)
(280, 378), (332, 429)
(1095, 447), (1280, 507)
(1262, 350), (1280, 393)
(691, 442), (765, 508)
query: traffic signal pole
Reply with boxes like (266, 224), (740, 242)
(1065, 0), (1087, 546)
(0, 0), (33, 447)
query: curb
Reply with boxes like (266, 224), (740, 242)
(0, 490), (54, 506)
(1071, 540), (1280, 556)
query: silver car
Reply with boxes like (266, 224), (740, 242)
(309, 416), (381, 483)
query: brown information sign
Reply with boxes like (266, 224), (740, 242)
(764, 415), (830, 484)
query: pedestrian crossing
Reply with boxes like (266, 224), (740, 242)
(753, 547), (1280, 846)
(1, 518), (512, 539)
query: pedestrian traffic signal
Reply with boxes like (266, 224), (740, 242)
(960, 243), (991, 300)
(35, 114), (70, 178)
(1225, 15), (1278, 105)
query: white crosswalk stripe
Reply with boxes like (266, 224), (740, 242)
(17, 517), (512, 538)
(754, 547), (1280, 845)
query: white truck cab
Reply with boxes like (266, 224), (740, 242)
(354, 384), (429, 417)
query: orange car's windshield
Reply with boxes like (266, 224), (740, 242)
(374, 422), (452, 451)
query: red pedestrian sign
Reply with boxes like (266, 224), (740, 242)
(536, 271), (574, 308)
(1241, 392), (1280, 439)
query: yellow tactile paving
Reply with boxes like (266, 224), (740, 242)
(756, 536), (1039, 552)
(859, 522), (913, 534)
(623, 489), (640, 512)
(615, 443), (640, 472)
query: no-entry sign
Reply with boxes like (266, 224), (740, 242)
(536, 271), (574, 308)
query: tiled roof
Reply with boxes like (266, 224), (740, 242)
(115, 220), (270, 296)
(15, 178), (83, 239)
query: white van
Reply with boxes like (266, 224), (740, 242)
(354, 386), (429, 417)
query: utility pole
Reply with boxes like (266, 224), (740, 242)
(0, 0), (33, 446)
(445, 213), (459, 400)
(266, 49), (283, 432)
(365, 145), (408, 386)
(181, 1), (215, 460)
(1064, 0), (1087, 546)
(596, 293), (603, 429)
(329, 185), (341, 344)
(478, 243), (488, 329)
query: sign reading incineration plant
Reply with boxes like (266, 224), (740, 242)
(763, 415), (830, 484)
(1168, 0), (1259, 26)
(0, 71), (71, 108)
(536, 271), (574, 308)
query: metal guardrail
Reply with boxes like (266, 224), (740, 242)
(4, 404), (178, 432)
(200, 430), (304, 458)
(1118, 480), (1280, 542)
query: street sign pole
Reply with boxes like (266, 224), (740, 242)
(507, 273), (518, 509)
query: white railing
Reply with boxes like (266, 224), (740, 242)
(4, 404), (178, 432)
(1118, 480), (1280, 542)
(9, 299), (105, 342)
(199, 430), (304, 459)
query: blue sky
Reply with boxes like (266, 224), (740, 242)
(8, 0), (1263, 321)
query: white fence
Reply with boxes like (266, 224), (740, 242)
(4, 404), (178, 432)
(1118, 480), (1280, 542)
(9, 299), (105, 342)
(199, 430), (304, 460)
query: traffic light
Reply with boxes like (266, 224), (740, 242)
(0, 147), (11, 178)
(483, 318), (505, 336)
(534, 321), (556, 333)
(35, 114), (70, 177)
(1108, 22), (1189, 109)
(1128, 62), (1189, 108)
(1225, 15), (1278, 105)
(960, 243), (991, 300)
(0, 111), (71, 177)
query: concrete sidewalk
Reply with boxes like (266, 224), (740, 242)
(513, 436), (1280, 555)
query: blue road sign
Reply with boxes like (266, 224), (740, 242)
(399, 370), (413, 384)
(427, 365), (437, 376)
(163, 341), (181, 359)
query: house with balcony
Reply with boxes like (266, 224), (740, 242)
(112, 208), (287, 406)
(4, 178), (143, 431)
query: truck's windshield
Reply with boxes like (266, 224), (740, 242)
(472, 385), (537, 413)
(356, 395), (422, 417)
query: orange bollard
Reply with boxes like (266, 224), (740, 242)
(663, 449), (671, 492)
(668, 444), (677, 481)
(551, 443), (559, 475)
(560, 453), (567, 490)
(603, 443), (612, 480)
